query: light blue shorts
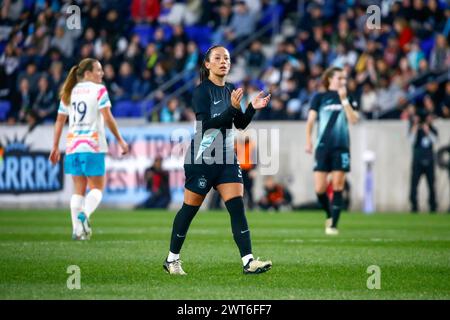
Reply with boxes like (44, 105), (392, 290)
(64, 153), (106, 176)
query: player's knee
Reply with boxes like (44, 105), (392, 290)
(315, 185), (327, 194)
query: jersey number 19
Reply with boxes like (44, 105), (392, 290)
(72, 101), (87, 123)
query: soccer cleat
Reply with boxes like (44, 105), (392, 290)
(325, 227), (339, 235)
(72, 233), (87, 241)
(243, 258), (272, 274)
(77, 212), (92, 239)
(163, 259), (187, 275)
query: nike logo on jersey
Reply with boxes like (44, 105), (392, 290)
(213, 100), (222, 105)
(240, 230), (249, 234)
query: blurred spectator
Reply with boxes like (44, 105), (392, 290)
(264, 96), (288, 121)
(48, 61), (64, 93)
(429, 34), (450, 72)
(258, 176), (292, 211)
(136, 157), (171, 209)
(407, 40), (426, 72)
(441, 81), (450, 118)
(171, 41), (187, 74)
(30, 75), (56, 123)
(16, 78), (34, 124)
(99, 43), (120, 69)
(116, 61), (136, 101)
(25, 25), (50, 57)
(332, 43), (358, 69)
(1, 0), (24, 22)
(153, 62), (170, 88)
(50, 26), (75, 59)
(298, 78), (319, 120)
(375, 76), (407, 119)
(132, 69), (153, 101)
(211, 2), (233, 44)
(394, 18), (414, 52)
(158, 97), (186, 123)
(245, 40), (266, 78)
(360, 82), (377, 119)
(169, 24), (189, 47)
(223, 1), (256, 46)
(0, 43), (20, 97)
(131, 0), (160, 24)
(17, 62), (40, 95)
(184, 41), (199, 72)
(103, 63), (121, 102)
(159, 0), (201, 26)
(142, 43), (159, 70)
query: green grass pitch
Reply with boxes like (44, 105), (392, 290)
(0, 209), (449, 300)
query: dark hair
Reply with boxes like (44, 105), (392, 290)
(60, 58), (98, 105)
(322, 66), (343, 89)
(199, 45), (225, 83)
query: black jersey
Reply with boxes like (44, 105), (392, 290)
(189, 79), (256, 164)
(310, 91), (358, 151)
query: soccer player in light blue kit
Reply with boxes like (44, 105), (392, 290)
(305, 67), (359, 235)
(49, 58), (129, 240)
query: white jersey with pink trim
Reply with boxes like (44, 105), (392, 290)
(58, 81), (111, 155)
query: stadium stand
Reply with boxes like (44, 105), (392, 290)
(0, 0), (448, 124)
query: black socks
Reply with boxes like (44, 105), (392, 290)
(317, 192), (331, 219)
(225, 197), (252, 257)
(169, 203), (200, 254)
(170, 197), (252, 258)
(331, 191), (343, 228)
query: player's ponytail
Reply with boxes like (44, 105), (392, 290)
(60, 58), (98, 105)
(60, 65), (78, 105)
(199, 45), (223, 83)
(199, 62), (209, 83)
(322, 66), (343, 90)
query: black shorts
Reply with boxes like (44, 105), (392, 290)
(184, 162), (244, 195)
(314, 147), (350, 172)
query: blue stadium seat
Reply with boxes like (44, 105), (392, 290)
(420, 37), (435, 60)
(258, 4), (284, 27)
(133, 24), (155, 48)
(112, 100), (138, 118)
(185, 25), (212, 45)
(199, 42), (211, 54)
(0, 100), (11, 121)
(161, 24), (174, 41)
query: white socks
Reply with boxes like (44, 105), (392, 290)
(70, 194), (84, 232)
(242, 254), (254, 267)
(69, 189), (102, 232)
(167, 252), (180, 262)
(167, 252), (254, 265)
(84, 188), (102, 219)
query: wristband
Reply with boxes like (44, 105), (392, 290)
(341, 98), (349, 106)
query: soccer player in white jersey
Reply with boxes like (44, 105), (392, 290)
(49, 58), (129, 240)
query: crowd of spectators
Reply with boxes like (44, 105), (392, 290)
(0, 0), (449, 127)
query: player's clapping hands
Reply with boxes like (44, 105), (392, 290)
(231, 88), (244, 109)
(251, 91), (271, 110)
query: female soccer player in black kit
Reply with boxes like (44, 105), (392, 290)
(305, 67), (359, 235)
(164, 46), (272, 275)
